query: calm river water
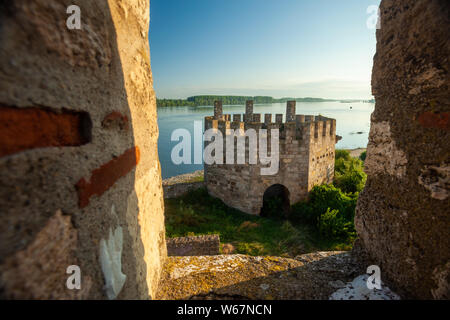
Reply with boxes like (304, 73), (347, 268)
(157, 102), (374, 179)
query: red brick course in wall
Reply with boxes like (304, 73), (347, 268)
(417, 112), (449, 131)
(76, 146), (140, 208)
(0, 106), (91, 157)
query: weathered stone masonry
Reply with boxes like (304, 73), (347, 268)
(0, 0), (166, 299)
(0, 0), (448, 301)
(355, 0), (449, 299)
(204, 101), (337, 215)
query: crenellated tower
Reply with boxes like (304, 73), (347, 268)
(204, 100), (337, 215)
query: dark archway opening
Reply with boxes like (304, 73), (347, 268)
(260, 184), (290, 219)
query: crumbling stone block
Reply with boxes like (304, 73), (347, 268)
(167, 235), (221, 256)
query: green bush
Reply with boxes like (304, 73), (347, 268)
(334, 156), (363, 175)
(308, 184), (358, 221)
(334, 157), (367, 194)
(318, 208), (356, 240)
(359, 151), (367, 162)
(334, 157), (349, 175)
(289, 149), (370, 245)
(334, 169), (366, 194)
(290, 201), (315, 224)
(335, 149), (351, 161)
(291, 184), (357, 224)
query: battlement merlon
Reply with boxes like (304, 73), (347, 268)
(245, 100), (254, 122)
(214, 101), (222, 120)
(204, 118), (336, 144)
(286, 101), (296, 122)
(205, 101), (337, 143)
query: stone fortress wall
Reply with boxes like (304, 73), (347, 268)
(204, 100), (337, 215)
(0, 0), (166, 299)
(355, 0), (449, 299)
(166, 235), (220, 257)
(0, 0), (447, 301)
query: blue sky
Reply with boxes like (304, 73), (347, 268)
(149, 0), (380, 99)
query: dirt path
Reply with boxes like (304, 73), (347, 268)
(347, 148), (366, 158)
(162, 170), (204, 186)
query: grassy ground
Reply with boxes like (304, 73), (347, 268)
(185, 175), (204, 183)
(164, 187), (353, 257)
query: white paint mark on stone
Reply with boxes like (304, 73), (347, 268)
(365, 121), (408, 177)
(329, 275), (401, 300)
(99, 212), (126, 300)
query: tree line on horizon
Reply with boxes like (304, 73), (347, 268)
(156, 95), (372, 107)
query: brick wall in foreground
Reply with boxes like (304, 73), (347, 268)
(167, 235), (221, 256)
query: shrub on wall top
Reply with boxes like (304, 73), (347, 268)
(334, 157), (367, 194)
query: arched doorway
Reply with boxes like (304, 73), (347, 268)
(260, 184), (290, 219)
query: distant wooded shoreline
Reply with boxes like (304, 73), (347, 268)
(157, 95), (375, 107)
